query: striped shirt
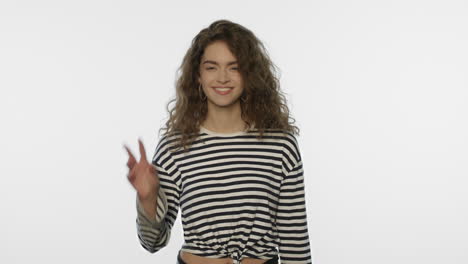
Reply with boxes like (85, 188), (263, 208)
(135, 126), (312, 264)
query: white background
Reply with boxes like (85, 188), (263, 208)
(1, 0), (467, 263)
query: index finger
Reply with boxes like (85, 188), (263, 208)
(138, 138), (148, 162)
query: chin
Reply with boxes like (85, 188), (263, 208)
(208, 98), (241, 107)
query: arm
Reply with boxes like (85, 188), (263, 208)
(276, 160), (313, 263)
(135, 161), (180, 253)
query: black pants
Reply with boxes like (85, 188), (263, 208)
(177, 250), (279, 264)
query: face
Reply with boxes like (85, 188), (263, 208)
(198, 41), (244, 109)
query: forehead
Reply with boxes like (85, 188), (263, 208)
(201, 41), (238, 63)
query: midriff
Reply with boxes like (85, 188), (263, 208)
(180, 251), (268, 264)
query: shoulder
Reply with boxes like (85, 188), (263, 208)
(152, 133), (182, 166)
(246, 129), (300, 155)
(248, 128), (302, 168)
(278, 131), (302, 170)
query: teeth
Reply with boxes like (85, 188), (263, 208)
(215, 88), (231, 91)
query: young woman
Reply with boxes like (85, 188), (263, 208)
(124, 20), (312, 264)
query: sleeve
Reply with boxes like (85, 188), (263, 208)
(135, 139), (181, 253)
(277, 139), (313, 263)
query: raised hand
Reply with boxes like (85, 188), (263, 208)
(123, 138), (160, 201)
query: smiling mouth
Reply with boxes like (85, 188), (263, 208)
(213, 87), (233, 95)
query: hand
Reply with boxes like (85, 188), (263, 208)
(123, 138), (160, 201)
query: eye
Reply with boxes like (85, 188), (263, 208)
(232, 67), (239, 70)
(206, 67), (214, 70)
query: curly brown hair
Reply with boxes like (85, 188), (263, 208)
(159, 19), (300, 153)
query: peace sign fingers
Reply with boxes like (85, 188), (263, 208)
(124, 138), (160, 199)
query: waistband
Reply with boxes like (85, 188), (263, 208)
(176, 249), (278, 264)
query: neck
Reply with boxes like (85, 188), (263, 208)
(201, 101), (248, 133)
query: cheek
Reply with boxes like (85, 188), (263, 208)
(201, 73), (216, 83)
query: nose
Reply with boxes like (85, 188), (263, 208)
(217, 69), (230, 83)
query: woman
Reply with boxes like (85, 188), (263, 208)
(124, 19), (312, 264)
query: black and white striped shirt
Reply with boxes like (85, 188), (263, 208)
(135, 126), (312, 264)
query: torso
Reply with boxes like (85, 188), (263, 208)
(180, 251), (268, 264)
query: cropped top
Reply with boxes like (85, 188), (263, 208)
(135, 126), (312, 264)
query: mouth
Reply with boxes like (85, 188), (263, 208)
(212, 87), (233, 95)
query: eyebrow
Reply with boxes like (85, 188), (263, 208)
(202, 60), (238, 66)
